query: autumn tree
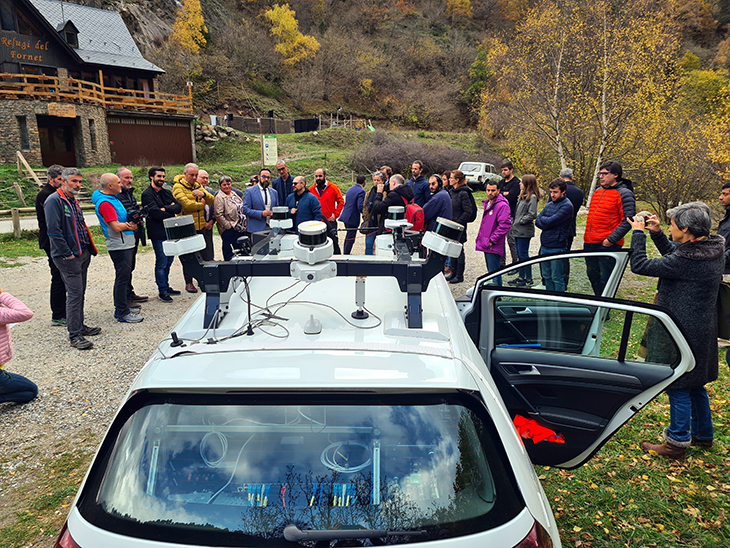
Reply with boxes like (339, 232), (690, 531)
(171, 0), (208, 55)
(446, 0), (473, 24)
(264, 4), (320, 67)
(478, 0), (684, 200)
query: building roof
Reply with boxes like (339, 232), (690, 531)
(29, 0), (163, 73)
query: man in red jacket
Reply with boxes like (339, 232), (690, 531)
(583, 161), (636, 295)
(310, 168), (344, 254)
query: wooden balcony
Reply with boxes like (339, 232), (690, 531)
(0, 73), (192, 115)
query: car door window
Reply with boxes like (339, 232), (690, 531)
(493, 295), (680, 367)
(481, 253), (622, 297)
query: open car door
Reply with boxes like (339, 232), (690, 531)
(460, 251), (695, 469)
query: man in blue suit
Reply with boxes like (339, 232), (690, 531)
(340, 174), (366, 254)
(243, 167), (279, 233)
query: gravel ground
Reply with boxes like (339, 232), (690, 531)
(0, 209), (544, 523)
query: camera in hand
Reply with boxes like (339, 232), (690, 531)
(127, 203), (152, 226)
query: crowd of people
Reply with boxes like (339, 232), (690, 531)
(0, 158), (723, 460)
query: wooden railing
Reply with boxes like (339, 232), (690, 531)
(0, 73), (192, 115)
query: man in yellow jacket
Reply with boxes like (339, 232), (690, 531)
(173, 162), (214, 293)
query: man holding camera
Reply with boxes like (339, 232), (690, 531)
(116, 167), (148, 305)
(92, 173), (143, 323)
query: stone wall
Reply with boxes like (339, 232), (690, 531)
(0, 99), (111, 167)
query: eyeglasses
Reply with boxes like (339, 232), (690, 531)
(277, 167), (287, 172)
(259, 175), (271, 179)
(598, 172), (610, 176)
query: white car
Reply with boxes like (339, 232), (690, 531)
(458, 162), (501, 190)
(55, 217), (693, 548)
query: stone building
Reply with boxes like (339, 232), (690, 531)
(0, 0), (194, 167)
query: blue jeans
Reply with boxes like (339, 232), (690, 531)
(485, 252), (502, 286)
(0, 369), (37, 403)
(583, 242), (622, 296)
(666, 387), (713, 443)
(515, 237), (532, 280)
(539, 247), (566, 292)
(365, 231), (377, 256)
(152, 239), (175, 294)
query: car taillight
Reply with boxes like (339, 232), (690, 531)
(478, 175), (483, 181)
(54, 523), (82, 548)
(513, 520), (553, 547)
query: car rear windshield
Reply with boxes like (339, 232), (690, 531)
(79, 393), (523, 546)
(460, 163), (481, 171)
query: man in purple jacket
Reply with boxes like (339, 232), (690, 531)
(475, 182), (512, 286)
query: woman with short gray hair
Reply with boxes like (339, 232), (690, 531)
(628, 202), (724, 460)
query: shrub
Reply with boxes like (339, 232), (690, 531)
(350, 132), (500, 176)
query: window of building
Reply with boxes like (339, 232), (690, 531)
(0, 0), (15, 31)
(17, 116), (30, 150)
(89, 119), (97, 151)
(65, 30), (78, 48)
(16, 8), (40, 36)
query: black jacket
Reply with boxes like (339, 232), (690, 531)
(498, 177), (521, 217)
(564, 180), (585, 237)
(141, 185), (182, 241)
(371, 184), (415, 234)
(630, 231), (724, 389)
(35, 183), (57, 252)
(450, 185), (476, 243)
(718, 207), (730, 274)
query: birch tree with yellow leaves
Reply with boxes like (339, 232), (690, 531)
(477, 0), (685, 202)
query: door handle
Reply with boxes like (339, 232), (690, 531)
(513, 365), (540, 375)
(515, 307), (533, 314)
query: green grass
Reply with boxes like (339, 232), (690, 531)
(0, 448), (91, 547)
(0, 231), (44, 261)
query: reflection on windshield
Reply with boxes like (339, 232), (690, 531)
(95, 399), (519, 543)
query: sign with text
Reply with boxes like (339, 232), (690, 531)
(262, 134), (278, 166)
(48, 103), (76, 118)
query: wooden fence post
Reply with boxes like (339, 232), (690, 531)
(13, 182), (25, 206)
(11, 208), (21, 238)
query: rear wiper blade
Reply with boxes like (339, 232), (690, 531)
(283, 524), (427, 542)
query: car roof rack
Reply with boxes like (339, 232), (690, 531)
(162, 215), (464, 330)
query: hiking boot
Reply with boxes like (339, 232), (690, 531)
(117, 312), (144, 323)
(81, 325), (102, 337)
(691, 438), (713, 449)
(166, 288), (182, 295)
(185, 283), (198, 293)
(51, 318), (66, 327)
(641, 441), (687, 460)
(128, 292), (149, 303)
(158, 293), (173, 303)
(70, 335), (93, 350)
